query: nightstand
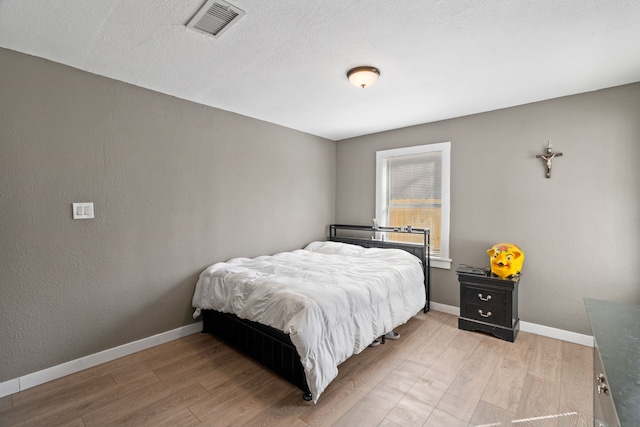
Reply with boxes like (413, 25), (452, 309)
(457, 267), (520, 342)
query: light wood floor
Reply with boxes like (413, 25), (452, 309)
(0, 311), (593, 426)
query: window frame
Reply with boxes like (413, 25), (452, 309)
(375, 142), (452, 269)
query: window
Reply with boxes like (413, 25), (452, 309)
(376, 142), (451, 269)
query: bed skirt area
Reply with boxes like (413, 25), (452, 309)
(201, 309), (312, 400)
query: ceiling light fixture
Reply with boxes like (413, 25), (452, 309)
(347, 66), (380, 88)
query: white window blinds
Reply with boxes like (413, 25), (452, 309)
(387, 152), (442, 205)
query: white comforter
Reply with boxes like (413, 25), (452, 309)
(191, 241), (425, 402)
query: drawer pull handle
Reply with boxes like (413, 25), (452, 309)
(478, 293), (492, 301)
(597, 384), (609, 395)
(478, 309), (492, 318)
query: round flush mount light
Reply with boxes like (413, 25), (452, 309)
(346, 66), (380, 88)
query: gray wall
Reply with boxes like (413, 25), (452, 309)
(2, 44), (638, 384)
(336, 83), (640, 335)
(0, 48), (336, 382)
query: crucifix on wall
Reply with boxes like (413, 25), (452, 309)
(536, 142), (563, 178)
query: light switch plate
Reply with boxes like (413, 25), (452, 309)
(72, 202), (94, 219)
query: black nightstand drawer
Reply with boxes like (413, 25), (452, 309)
(462, 285), (507, 309)
(465, 303), (507, 326)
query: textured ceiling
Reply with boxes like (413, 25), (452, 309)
(1, 0), (639, 140)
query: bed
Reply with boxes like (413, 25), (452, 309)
(192, 224), (430, 402)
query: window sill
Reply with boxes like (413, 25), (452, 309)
(429, 257), (452, 270)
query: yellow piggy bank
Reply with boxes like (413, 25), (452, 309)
(487, 243), (524, 279)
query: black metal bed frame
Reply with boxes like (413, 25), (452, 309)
(200, 224), (431, 401)
(201, 309), (311, 397)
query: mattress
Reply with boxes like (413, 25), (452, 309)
(192, 240), (425, 402)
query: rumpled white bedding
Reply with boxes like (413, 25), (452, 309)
(191, 241), (425, 402)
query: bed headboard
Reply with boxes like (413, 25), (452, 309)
(328, 224), (430, 313)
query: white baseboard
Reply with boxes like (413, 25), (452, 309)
(430, 303), (594, 347)
(429, 301), (460, 316)
(0, 321), (202, 399)
(519, 321), (593, 347)
(0, 378), (20, 399)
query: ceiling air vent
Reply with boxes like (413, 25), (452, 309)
(186, 0), (245, 39)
